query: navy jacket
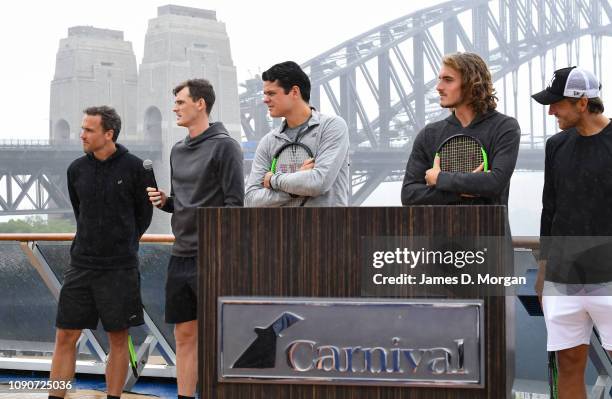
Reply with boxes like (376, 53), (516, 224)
(67, 143), (153, 269)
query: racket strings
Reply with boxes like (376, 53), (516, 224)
(275, 144), (312, 206)
(276, 145), (311, 174)
(439, 136), (484, 172)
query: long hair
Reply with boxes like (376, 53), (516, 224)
(442, 52), (498, 114)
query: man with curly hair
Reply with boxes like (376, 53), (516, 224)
(401, 52), (521, 205)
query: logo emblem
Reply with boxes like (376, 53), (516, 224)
(546, 73), (557, 89)
(232, 312), (303, 369)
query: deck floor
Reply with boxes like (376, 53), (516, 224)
(0, 390), (158, 398)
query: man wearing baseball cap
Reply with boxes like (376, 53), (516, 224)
(533, 66), (612, 399)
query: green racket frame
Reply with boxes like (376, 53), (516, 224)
(434, 134), (489, 172)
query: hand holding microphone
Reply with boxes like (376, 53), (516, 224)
(147, 187), (167, 208)
(143, 159), (166, 208)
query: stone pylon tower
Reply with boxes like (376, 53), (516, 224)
(138, 5), (241, 233)
(49, 26), (138, 142)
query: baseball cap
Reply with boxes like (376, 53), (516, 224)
(532, 66), (602, 105)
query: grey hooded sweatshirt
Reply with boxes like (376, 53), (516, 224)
(161, 122), (244, 257)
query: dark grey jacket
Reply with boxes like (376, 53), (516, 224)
(401, 110), (521, 206)
(161, 122), (244, 257)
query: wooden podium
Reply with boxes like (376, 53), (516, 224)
(198, 206), (513, 398)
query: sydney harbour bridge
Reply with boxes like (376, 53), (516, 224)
(1, 0), (611, 216)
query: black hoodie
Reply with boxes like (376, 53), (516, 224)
(67, 143), (153, 269)
(401, 110), (521, 206)
(160, 122), (244, 257)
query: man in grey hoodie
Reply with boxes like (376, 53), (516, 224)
(147, 79), (244, 399)
(401, 52), (520, 206)
(245, 61), (350, 207)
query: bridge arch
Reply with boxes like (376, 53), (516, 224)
(144, 106), (162, 142)
(239, 0), (612, 203)
(53, 119), (70, 142)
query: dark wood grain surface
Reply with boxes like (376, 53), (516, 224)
(198, 206), (512, 399)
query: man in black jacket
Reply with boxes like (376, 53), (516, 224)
(533, 66), (612, 399)
(147, 79), (244, 399)
(401, 52), (520, 205)
(48, 106), (152, 399)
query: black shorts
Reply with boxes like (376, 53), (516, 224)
(56, 267), (144, 332)
(165, 255), (198, 324)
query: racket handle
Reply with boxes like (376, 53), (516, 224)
(128, 335), (138, 378)
(548, 351), (558, 399)
(270, 159), (278, 173)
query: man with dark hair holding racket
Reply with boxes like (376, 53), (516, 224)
(146, 79), (244, 399)
(245, 61), (350, 207)
(49, 106), (152, 399)
(401, 52), (520, 205)
(532, 67), (612, 399)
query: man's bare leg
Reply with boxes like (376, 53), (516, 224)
(106, 329), (129, 397)
(48, 329), (81, 398)
(557, 344), (589, 399)
(175, 320), (198, 397)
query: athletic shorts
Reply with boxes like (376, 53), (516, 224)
(165, 255), (198, 324)
(542, 281), (612, 351)
(56, 267), (144, 332)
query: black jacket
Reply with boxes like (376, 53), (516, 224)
(540, 121), (612, 283)
(67, 143), (153, 269)
(401, 110), (521, 206)
(160, 122), (244, 257)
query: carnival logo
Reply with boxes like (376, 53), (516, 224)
(219, 298), (484, 387)
(286, 337), (467, 375)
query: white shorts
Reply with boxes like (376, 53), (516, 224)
(542, 282), (612, 351)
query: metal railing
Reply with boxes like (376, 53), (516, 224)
(1, 233), (609, 397)
(0, 139), (164, 150)
(0, 233), (174, 243)
(0, 233), (176, 387)
(0, 139), (54, 147)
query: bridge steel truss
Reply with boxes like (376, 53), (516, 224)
(1, 1), (611, 216)
(0, 143), (161, 216)
(0, 170), (71, 216)
(240, 0), (612, 204)
(0, 146), (80, 216)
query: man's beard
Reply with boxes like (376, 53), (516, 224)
(440, 96), (463, 109)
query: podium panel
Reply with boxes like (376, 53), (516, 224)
(198, 206), (513, 399)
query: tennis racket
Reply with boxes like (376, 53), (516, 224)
(128, 335), (138, 378)
(548, 351), (559, 399)
(435, 134), (489, 172)
(270, 130), (314, 207)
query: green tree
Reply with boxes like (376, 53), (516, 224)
(0, 216), (75, 233)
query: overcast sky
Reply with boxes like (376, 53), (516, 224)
(0, 0), (446, 140)
(2, 1), (609, 231)
(1, 1), (609, 142)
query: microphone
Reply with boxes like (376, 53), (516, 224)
(142, 159), (158, 189)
